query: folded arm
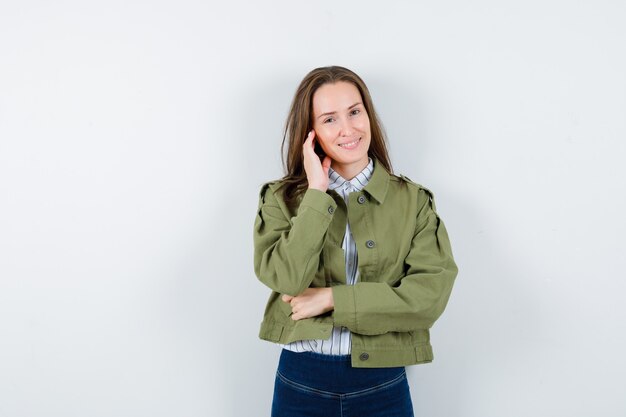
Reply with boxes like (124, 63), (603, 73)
(331, 188), (458, 335)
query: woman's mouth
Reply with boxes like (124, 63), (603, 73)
(338, 137), (361, 150)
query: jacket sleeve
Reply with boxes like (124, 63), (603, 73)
(253, 183), (338, 296)
(331, 187), (458, 335)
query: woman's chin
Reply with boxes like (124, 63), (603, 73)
(330, 153), (369, 166)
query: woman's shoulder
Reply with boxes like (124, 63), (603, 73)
(389, 173), (437, 211)
(257, 178), (286, 204)
(256, 178), (304, 220)
(390, 173), (434, 195)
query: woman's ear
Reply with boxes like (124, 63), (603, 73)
(314, 138), (326, 158)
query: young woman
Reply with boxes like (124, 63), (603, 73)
(253, 66), (458, 417)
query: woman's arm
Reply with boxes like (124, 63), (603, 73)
(331, 187), (458, 335)
(254, 130), (335, 296)
(253, 184), (337, 296)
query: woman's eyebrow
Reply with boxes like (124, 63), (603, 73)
(317, 102), (363, 119)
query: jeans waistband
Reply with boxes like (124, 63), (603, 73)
(277, 348), (405, 394)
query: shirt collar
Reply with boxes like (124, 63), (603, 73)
(328, 157), (374, 192)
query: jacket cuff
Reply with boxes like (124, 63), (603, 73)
(298, 188), (337, 218)
(332, 285), (357, 331)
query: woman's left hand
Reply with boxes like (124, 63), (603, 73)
(282, 288), (334, 321)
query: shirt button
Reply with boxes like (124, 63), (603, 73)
(328, 206), (335, 214)
(359, 352), (369, 361)
(357, 195), (366, 204)
(366, 240), (375, 248)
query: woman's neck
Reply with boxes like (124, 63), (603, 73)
(331, 157), (370, 180)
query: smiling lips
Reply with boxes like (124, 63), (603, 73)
(338, 137), (361, 150)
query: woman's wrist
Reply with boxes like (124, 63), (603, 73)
(325, 287), (334, 310)
(308, 184), (328, 192)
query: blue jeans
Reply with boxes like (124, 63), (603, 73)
(272, 349), (414, 417)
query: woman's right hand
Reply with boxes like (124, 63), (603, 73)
(303, 130), (331, 191)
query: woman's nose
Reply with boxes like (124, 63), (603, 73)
(339, 119), (355, 136)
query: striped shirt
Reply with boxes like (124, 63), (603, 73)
(281, 157), (374, 355)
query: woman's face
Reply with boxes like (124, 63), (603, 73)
(312, 81), (371, 172)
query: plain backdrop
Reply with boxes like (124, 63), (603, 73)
(1, 1), (625, 416)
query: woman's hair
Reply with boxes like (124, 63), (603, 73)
(278, 65), (394, 210)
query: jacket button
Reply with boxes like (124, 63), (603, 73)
(359, 352), (369, 361)
(328, 206), (335, 214)
(357, 195), (366, 204)
(366, 240), (375, 248)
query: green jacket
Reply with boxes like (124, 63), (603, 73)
(253, 157), (458, 368)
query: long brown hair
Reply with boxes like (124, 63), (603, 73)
(278, 66), (394, 210)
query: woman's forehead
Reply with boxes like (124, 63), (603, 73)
(313, 82), (363, 115)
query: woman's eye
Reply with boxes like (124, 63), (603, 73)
(351, 109), (361, 116)
(324, 117), (334, 123)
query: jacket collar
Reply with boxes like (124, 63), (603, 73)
(362, 156), (390, 204)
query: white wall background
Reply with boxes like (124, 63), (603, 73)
(1, 1), (625, 416)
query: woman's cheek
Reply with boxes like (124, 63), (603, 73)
(356, 119), (370, 132)
(316, 131), (334, 151)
